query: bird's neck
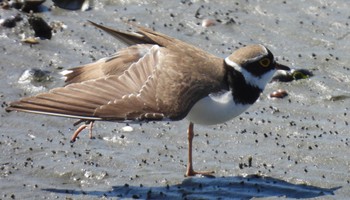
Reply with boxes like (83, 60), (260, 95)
(224, 62), (263, 105)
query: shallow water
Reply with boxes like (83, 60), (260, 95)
(1, 0), (349, 199)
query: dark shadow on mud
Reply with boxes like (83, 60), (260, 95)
(43, 174), (341, 199)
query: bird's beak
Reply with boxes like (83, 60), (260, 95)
(275, 62), (290, 71)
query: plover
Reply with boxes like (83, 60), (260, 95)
(6, 21), (290, 176)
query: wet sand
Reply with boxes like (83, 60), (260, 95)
(1, 0), (349, 199)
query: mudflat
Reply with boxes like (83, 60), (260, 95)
(1, 0), (349, 199)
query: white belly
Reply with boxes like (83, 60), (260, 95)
(185, 90), (251, 125)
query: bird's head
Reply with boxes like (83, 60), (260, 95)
(225, 44), (290, 90)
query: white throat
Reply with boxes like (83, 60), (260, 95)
(224, 57), (275, 90)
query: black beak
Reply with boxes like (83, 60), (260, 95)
(275, 62), (290, 71)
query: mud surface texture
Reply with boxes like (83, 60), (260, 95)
(1, 0), (349, 199)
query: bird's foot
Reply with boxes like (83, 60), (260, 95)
(185, 169), (215, 177)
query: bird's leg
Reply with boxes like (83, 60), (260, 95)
(70, 120), (94, 142)
(88, 121), (94, 139)
(70, 124), (87, 142)
(185, 122), (215, 177)
(186, 122), (195, 176)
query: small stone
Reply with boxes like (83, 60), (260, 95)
(21, 37), (40, 44)
(53, 0), (90, 11)
(28, 15), (52, 39)
(270, 89), (288, 99)
(202, 19), (216, 27)
(121, 126), (133, 132)
(272, 68), (312, 82)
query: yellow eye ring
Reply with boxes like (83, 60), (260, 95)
(259, 58), (271, 67)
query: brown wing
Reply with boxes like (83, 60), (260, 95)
(7, 43), (226, 121)
(63, 44), (153, 84)
(62, 21), (183, 84)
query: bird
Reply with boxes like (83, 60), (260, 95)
(6, 21), (290, 177)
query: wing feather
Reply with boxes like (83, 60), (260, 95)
(7, 24), (227, 122)
(63, 44), (153, 84)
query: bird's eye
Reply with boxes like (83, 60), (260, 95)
(259, 58), (270, 67)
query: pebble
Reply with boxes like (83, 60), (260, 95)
(21, 37), (40, 44)
(15, 0), (46, 12)
(0, 14), (22, 28)
(28, 15), (52, 39)
(202, 19), (216, 27)
(121, 126), (133, 132)
(328, 95), (350, 102)
(52, 0), (90, 11)
(272, 68), (313, 82)
(18, 68), (52, 84)
(17, 68), (53, 93)
(270, 89), (288, 99)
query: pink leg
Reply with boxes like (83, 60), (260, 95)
(185, 122), (215, 177)
(88, 121), (94, 139)
(70, 124), (87, 142)
(70, 121), (94, 142)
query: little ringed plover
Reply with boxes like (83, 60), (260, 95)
(6, 21), (290, 176)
